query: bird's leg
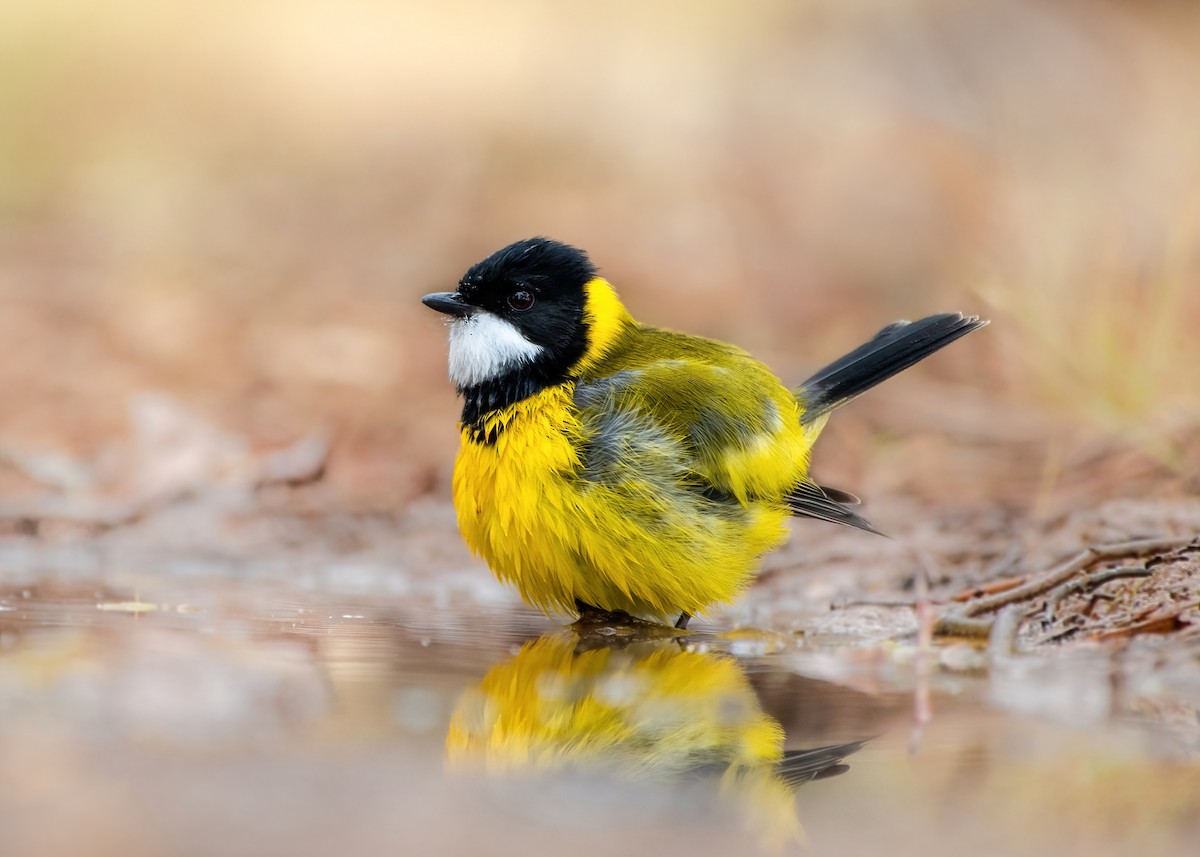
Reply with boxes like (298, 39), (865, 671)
(674, 612), (691, 630)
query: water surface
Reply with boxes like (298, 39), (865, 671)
(1, 572), (1196, 856)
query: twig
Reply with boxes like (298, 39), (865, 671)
(961, 537), (1193, 618)
(1044, 566), (1152, 622)
(950, 574), (1027, 603)
(1090, 600), (1200, 641)
(910, 552), (934, 754)
(1027, 622), (1084, 647)
(932, 614), (995, 638)
(988, 605), (1025, 661)
(833, 598), (921, 609)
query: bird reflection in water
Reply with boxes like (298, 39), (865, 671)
(445, 629), (864, 848)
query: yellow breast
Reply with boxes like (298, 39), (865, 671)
(453, 384), (579, 557)
(451, 384), (792, 620)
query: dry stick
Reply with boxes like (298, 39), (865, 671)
(1044, 566), (1152, 622)
(933, 536), (1194, 639)
(988, 604), (1025, 661)
(950, 574), (1027, 603)
(910, 553), (934, 754)
(1091, 599), (1200, 642)
(1026, 623), (1084, 647)
(961, 536), (1193, 618)
(834, 598), (924, 609)
(933, 614), (995, 639)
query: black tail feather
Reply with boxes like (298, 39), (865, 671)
(798, 313), (987, 425)
(785, 481), (882, 535)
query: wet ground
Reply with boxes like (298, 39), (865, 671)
(2, 494), (1198, 857)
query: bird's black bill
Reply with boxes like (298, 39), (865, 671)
(421, 292), (478, 318)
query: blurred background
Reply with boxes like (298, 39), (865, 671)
(3, 4), (1200, 856)
(2, 0), (1198, 513)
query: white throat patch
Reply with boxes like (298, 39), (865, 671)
(447, 312), (545, 388)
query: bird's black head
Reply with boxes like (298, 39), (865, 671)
(458, 237), (596, 354)
(422, 238), (600, 438)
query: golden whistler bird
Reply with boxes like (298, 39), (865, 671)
(423, 238), (986, 628)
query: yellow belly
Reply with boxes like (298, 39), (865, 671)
(451, 385), (792, 620)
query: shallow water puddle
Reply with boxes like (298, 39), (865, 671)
(1, 578), (1197, 857)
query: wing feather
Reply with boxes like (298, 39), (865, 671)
(573, 336), (810, 504)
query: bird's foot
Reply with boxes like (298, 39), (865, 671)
(572, 599), (685, 633)
(573, 598), (637, 626)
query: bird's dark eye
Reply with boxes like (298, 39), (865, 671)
(507, 289), (535, 311)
